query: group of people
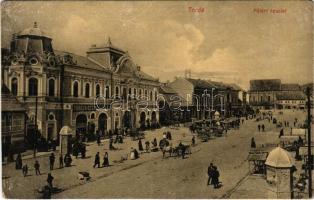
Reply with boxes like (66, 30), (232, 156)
(93, 152), (110, 168)
(207, 163), (221, 188)
(257, 124), (265, 132)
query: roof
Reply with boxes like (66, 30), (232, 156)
(207, 81), (225, 90)
(276, 92), (306, 100)
(137, 70), (158, 82)
(54, 50), (110, 72)
(17, 22), (51, 38)
(59, 126), (73, 135)
(159, 85), (177, 94)
(250, 79), (281, 91)
(225, 83), (243, 91)
(187, 78), (216, 89)
(1, 84), (26, 112)
(281, 84), (301, 91)
(265, 147), (294, 168)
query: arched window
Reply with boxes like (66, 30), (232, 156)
(85, 83), (90, 98)
(105, 86), (110, 98)
(128, 88), (132, 99)
(48, 79), (55, 97)
(115, 86), (119, 97)
(150, 91), (153, 101)
(145, 90), (148, 98)
(96, 84), (100, 97)
(11, 78), (18, 96)
(134, 88), (137, 99)
(28, 78), (38, 96)
(73, 81), (78, 97)
(155, 91), (158, 101)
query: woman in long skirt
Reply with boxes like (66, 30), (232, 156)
(103, 152), (109, 167)
(138, 139), (144, 151)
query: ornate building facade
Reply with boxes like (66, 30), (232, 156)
(2, 22), (160, 144)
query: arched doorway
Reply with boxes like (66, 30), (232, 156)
(151, 111), (157, 128)
(98, 113), (107, 135)
(76, 114), (87, 136)
(140, 112), (146, 130)
(123, 111), (131, 129)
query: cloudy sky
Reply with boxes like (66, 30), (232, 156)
(1, 1), (313, 90)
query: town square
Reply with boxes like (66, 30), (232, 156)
(1, 1), (313, 199)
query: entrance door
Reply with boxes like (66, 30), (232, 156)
(140, 112), (146, 129)
(47, 124), (54, 140)
(98, 113), (107, 134)
(123, 111), (131, 129)
(76, 114), (87, 136)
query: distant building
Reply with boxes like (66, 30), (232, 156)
(276, 92), (306, 109)
(1, 84), (26, 156)
(248, 79), (306, 109)
(167, 77), (244, 120)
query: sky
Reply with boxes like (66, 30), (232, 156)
(1, 1), (313, 90)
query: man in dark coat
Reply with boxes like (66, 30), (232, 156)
(34, 160), (41, 175)
(49, 153), (55, 170)
(207, 163), (214, 185)
(93, 152), (100, 168)
(22, 164), (28, 177)
(15, 153), (22, 169)
(258, 124), (261, 132)
(212, 166), (220, 188)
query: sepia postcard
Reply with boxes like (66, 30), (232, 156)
(1, 1), (313, 199)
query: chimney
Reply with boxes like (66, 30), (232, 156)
(91, 44), (96, 48)
(137, 66), (141, 71)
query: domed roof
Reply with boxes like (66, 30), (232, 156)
(265, 147), (294, 168)
(59, 126), (73, 136)
(17, 22), (51, 38)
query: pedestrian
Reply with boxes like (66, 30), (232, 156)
(59, 154), (63, 168)
(49, 153), (55, 170)
(212, 166), (220, 188)
(138, 139), (144, 151)
(241, 119), (244, 124)
(284, 121), (287, 127)
(153, 138), (157, 147)
(97, 133), (101, 146)
(207, 163), (214, 185)
(145, 141), (150, 152)
(294, 121), (296, 127)
(287, 121), (290, 127)
(47, 173), (54, 189)
(262, 124), (265, 132)
(251, 137), (256, 148)
(81, 144), (86, 158)
(279, 128), (284, 138)
(109, 138), (115, 150)
(258, 124), (261, 132)
(22, 164), (28, 177)
(15, 153), (22, 169)
(103, 152), (109, 167)
(192, 136), (195, 146)
(178, 142), (186, 159)
(93, 152), (100, 168)
(34, 160), (41, 175)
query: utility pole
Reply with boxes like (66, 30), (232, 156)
(307, 86), (312, 198)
